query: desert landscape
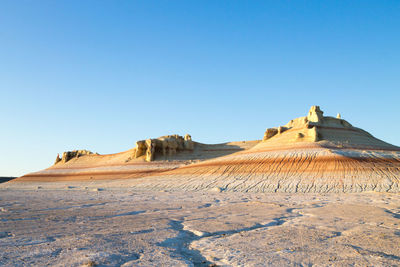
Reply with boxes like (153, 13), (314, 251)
(1, 106), (400, 266)
(2, 2), (399, 266)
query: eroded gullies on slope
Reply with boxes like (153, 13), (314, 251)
(4, 106), (400, 193)
(120, 106), (400, 193)
(262, 105), (396, 149)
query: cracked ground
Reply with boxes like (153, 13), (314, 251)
(1, 190), (400, 266)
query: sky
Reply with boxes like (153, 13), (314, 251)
(0, 1), (399, 176)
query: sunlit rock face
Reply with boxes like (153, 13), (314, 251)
(7, 106), (400, 193)
(262, 105), (363, 144)
(133, 134), (195, 162)
(54, 150), (95, 164)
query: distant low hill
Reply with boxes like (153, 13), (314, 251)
(0, 177), (16, 183)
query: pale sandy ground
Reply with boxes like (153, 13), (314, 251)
(1, 188), (400, 266)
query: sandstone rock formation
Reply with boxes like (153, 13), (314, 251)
(134, 140), (146, 159)
(55, 150), (95, 164)
(10, 106), (400, 193)
(263, 128), (278, 141)
(307, 105), (324, 123)
(262, 106), (361, 144)
(184, 134), (194, 150)
(145, 139), (156, 162)
(133, 134), (196, 162)
(129, 105), (400, 193)
(54, 154), (62, 164)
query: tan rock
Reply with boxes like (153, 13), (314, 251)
(277, 126), (287, 134)
(145, 139), (156, 162)
(308, 126), (319, 142)
(154, 138), (168, 156)
(296, 132), (304, 140)
(54, 154), (61, 164)
(13, 105), (400, 194)
(61, 150), (94, 163)
(307, 105), (324, 123)
(134, 140), (146, 158)
(184, 134), (194, 150)
(133, 134), (196, 161)
(263, 128), (278, 141)
(166, 137), (178, 156)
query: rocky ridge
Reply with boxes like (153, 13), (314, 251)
(5, 106), (400, 193)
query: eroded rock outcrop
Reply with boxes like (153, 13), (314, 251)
(307, 105), (324, 123)
(184, 134), (194, 150)
(145, 139), (156, 162)
(263, 128), (278, 141)
(12, 105), (400, 193)
(55, 150), (95, 164)
(54, 154), (62, 164)
(134, 140), (146, 158)
(262, 106), (356, 143)
(133, 134), (195, 162)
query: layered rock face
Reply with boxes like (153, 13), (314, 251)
(13, 137), (256, 182)
(55, 150), (95, 164)
(263, 105), (361, 144)
(7, 106), (400, 193)
(127, 106), (400, 193)
(133, 134), (195, 162)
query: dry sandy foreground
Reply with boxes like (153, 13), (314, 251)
(1, 189), (400, 267)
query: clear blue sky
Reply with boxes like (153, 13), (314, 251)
(1, 1), (399, 176)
